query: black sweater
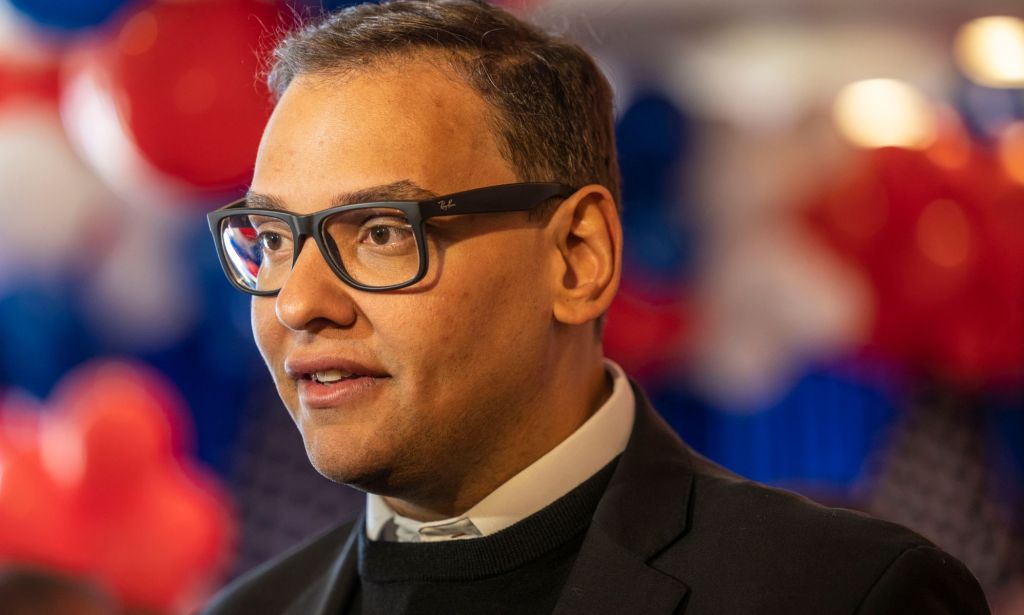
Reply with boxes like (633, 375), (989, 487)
(343, 458), (619, 615)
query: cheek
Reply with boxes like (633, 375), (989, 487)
(251, 297), (286, 373)
(388, 234), (550, 387)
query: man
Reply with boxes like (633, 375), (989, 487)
(202, 1), (990, 613)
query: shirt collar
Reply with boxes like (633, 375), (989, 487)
(365, 359), (635, 542)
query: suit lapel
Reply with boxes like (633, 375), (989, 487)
(293, 512), (362, 615)
(553, 527), (689, 615)
(302, 382), (696, 615)
(553, 382), (695, 615)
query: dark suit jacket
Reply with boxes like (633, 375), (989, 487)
(202, 383), (990, 614)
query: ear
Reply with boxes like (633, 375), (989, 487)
(548, 184), (622, 326)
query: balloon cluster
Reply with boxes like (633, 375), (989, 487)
(603, 91), (696, 381)
(0, 361), (234, 613)
(2, 0), (294, 198)
(0, 0), (295, 348)
(808, 138), (1024, 389)
(60, 0), (291, 199)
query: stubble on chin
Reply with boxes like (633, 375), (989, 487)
(301, 426), (384, 488)
(296, 409), (412, 494)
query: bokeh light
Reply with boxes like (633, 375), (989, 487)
(955, 16), (1024, 89)
(914, 199), (973, 270)
(998, 121), (1024, 183)
(832, 78), (938, 150)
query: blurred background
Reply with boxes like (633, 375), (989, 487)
(0, 0), (1020, 612)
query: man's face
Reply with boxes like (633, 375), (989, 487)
(249, 60), (559, 497)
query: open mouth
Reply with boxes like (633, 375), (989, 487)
(294, 368), (389, 408)
(285, 358), (390, 408)
(305, 370), (367, 385)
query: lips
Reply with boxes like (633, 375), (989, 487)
(285, 356), (390, 382)
(310, 369), (357, 385)
(285, 355), (390, 410)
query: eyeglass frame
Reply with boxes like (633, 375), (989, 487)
(207, 181), (578, 295)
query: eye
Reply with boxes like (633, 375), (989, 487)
(367, 225), (410, 245)
(360, 216), (414, 248)
(247, 215), (292, 254)
(252, 224), (292, 257)
(258, 232), (283, 251)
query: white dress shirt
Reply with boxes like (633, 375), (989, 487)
(365, 359), (636, 542)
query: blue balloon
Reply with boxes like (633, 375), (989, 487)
(7, 0), (136, 32)
(652, 363), (898, 490)
(0, 282), (98, 399)
(615, 90), (696, 279)
(291, 0), (377, 14)
(621, 201), (695, 280)
(952, 75), (1024, 144)
(321, 0), (368, 8)
(616, 90), (692, 202)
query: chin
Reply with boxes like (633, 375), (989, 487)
(302, 431), (394, 492)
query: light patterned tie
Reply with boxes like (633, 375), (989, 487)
(382, 515), (481, 542)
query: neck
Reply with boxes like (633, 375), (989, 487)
(385, 345), (611, 522)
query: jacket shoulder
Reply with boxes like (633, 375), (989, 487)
(689, 454), (930, 555)
(200, 519), (357, 615)
(660, 453), (988, 613)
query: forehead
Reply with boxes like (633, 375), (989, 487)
(251, 59), (518, 212)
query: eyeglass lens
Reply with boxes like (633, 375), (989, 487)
(218, 208), (424, 292)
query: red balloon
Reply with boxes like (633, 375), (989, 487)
(71, 0), (291, 191)
(604, 276), (691, 382)
(807, 145), (1024, 389)
(0, 61), (60, 107)
(0, 412), (87, 572)
(86, 465), (234, 612)
(51, 362), (187, 498)
(0, 360), (235, 612)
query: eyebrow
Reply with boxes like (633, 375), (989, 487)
(243, 180), (440, 212)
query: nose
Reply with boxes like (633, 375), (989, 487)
(274, 237), (358, 332)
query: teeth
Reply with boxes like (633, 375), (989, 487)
(313, 369), (351, 384)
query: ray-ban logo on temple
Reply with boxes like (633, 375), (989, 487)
(438, 199), (456, 211)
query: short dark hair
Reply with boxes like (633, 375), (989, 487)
(267, 0), (621, 210)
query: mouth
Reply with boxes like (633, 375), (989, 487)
(295, 371), (390, 410)
(305, 369), (372, 385)
(285, 358), (391, 410)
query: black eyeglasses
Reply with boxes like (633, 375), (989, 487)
(207, 182), (576, 295)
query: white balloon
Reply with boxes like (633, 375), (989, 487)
(0, 104), (117, 283)
(60, 53), (194, 208)
(79, 204), (200, 351)
(0, 2), (51, 62)
(54, 53), (208, 350)
(666, 23), (947, 134)
(691, 227), (871, 411)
